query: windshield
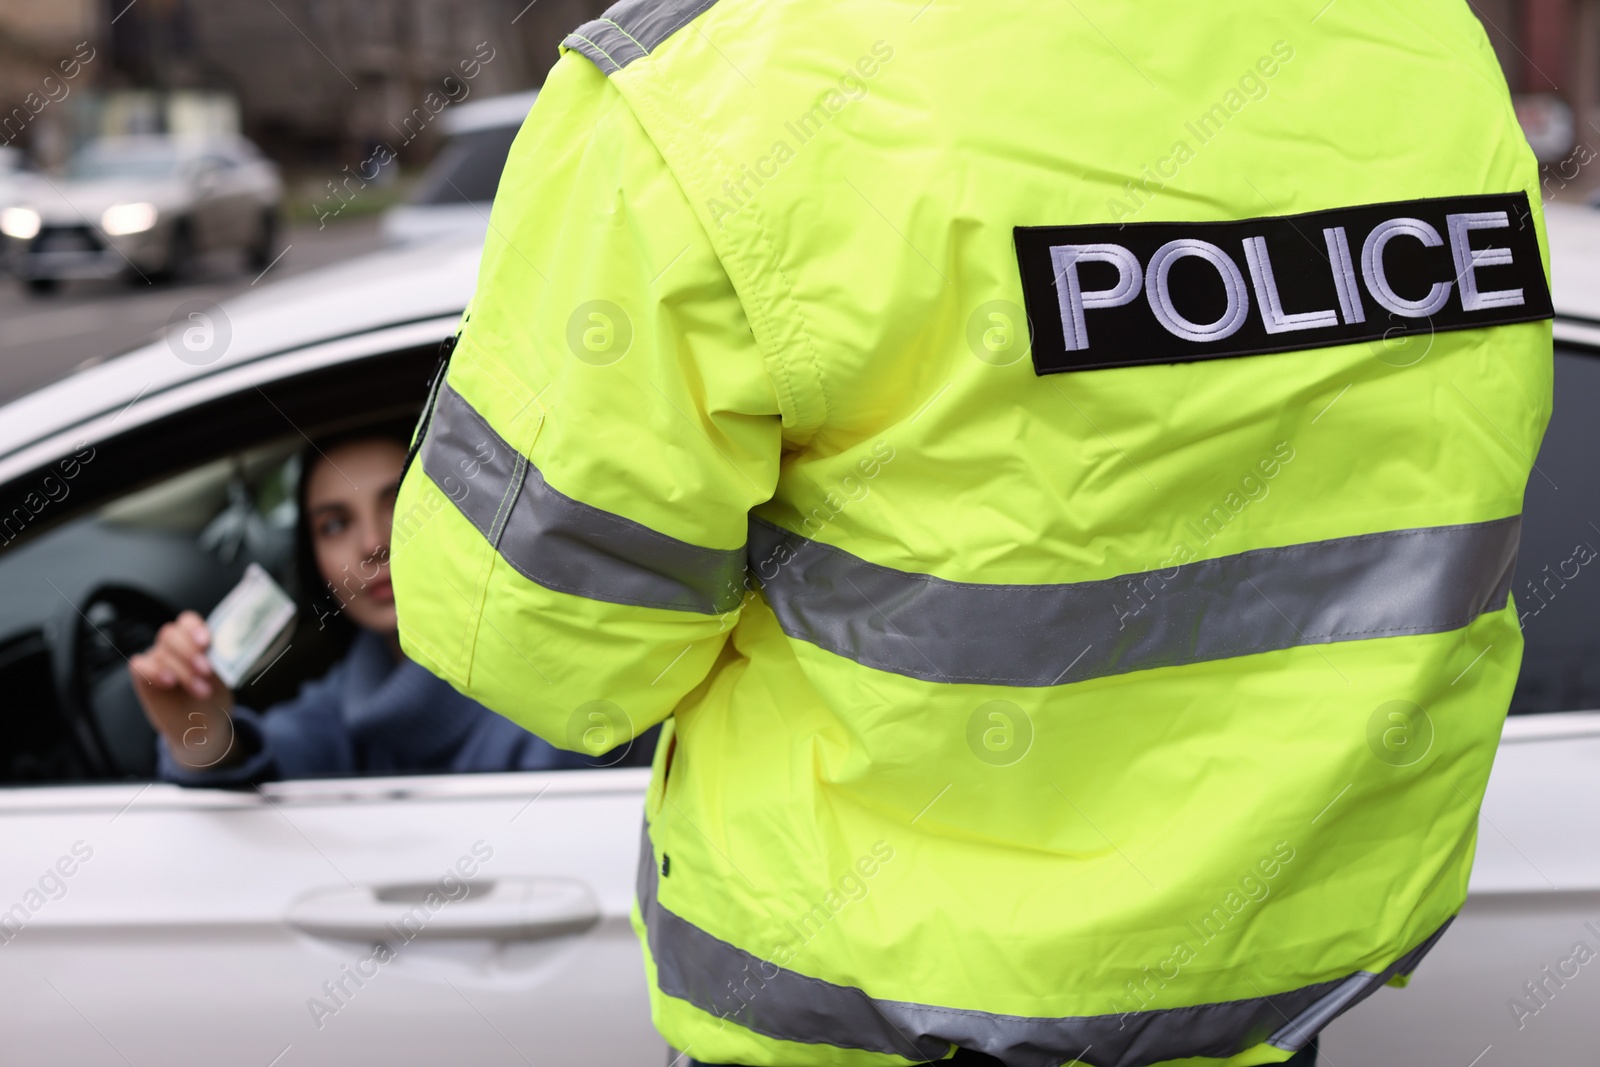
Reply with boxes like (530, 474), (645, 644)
(407, 125), (520, 206)
(67, 145), (181, 181)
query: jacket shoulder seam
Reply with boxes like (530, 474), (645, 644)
(564, 0), (722, 75)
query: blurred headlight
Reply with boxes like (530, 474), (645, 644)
(101, 202), (158, 236)
(0, 207), (41, 240)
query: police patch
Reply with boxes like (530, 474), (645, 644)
(1013, 193), (1552, 375)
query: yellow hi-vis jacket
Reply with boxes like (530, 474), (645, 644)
(391, 1), (1554, 1064)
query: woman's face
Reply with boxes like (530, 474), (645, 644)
(305, 438), (406, 633)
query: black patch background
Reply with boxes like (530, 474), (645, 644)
(1014, 193), (1552, 375)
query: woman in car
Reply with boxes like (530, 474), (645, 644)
(129, 425), (600, 783)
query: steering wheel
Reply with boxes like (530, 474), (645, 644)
(47, 584), (176, 779)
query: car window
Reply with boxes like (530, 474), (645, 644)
(1509, 344), (1600, 714)
(0, 342), (657, 788)
(407, 124), (521, 206)
(0, 438), (306, 783)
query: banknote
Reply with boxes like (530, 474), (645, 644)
(206, 563), (297, 689)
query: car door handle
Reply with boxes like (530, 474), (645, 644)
(285, 878), (601, 942)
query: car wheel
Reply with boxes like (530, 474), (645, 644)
(155, 219), (195, 283)
(247, 207), (280, 272)
(24, 276), (59, 295)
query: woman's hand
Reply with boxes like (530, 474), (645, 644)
(128, 611), (240, 770)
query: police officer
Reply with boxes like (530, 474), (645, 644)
(391, 2), (1552, 1064)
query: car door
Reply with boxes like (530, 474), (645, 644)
(1321, 337), (1600, 1065)
(0, 771), (662, 1067)
(0, 332), (667, 1066)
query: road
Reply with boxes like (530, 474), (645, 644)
(0, 219), (385, 405)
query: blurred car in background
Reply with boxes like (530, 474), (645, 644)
(0, 135), (282, 294)
(381, 89), (536, 246)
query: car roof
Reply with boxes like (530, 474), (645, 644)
(441, 90), (539, 136)
(0, 237), (481, 469)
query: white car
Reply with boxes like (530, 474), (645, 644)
(0, 203), (1595, 1065)
(381, 91), (537, 246)
(0, 135), (282, 294)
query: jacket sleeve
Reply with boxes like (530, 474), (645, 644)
(390, 50), (783, 754)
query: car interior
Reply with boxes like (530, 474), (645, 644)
(0, 340), (652, 786)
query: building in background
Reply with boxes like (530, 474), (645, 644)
(0, 0), (100, 167)
(103, 0), (609, 166)
(3, 1), (1599, 189)
(1474, 0), (1599, 168)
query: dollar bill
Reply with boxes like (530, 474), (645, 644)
(206, 562), (297, 689)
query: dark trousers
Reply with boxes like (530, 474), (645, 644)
(688, 1037), (1319, 1067)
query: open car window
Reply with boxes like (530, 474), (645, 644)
(0, 343), (434, 786)
(0, 438), (299, 782)
(0, 340), (568, 787)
